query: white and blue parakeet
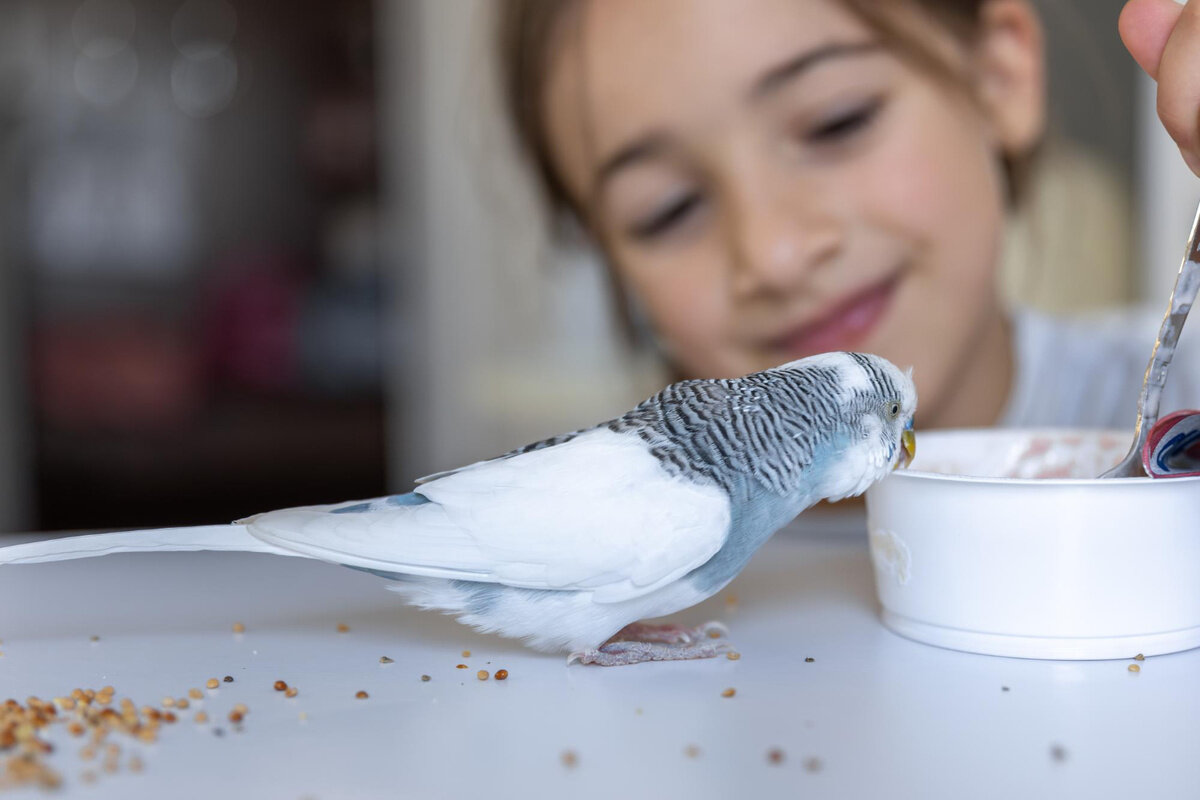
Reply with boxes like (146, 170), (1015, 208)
(0, 352), (916, 666)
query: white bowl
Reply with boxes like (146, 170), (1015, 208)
(865, 428), (1200, 660)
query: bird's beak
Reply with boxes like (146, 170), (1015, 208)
(896, 426), (916, 470)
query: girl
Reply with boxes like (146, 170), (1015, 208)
(497, 0), (1200, 431)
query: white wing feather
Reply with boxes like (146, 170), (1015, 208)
(246, 429), (731, 603)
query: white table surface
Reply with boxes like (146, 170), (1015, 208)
(0, 511), (1195, 800)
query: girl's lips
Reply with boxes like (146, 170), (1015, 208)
(774, 276), (898, 356)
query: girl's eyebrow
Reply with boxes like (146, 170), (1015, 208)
(751, 40), (880, 100)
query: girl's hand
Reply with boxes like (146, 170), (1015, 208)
(1121, 0), (1200, 175)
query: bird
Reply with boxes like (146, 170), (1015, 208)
(0, 351), (916, 666)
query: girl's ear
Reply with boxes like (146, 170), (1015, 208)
(974, 0), (1045, 156)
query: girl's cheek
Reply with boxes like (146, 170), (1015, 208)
(629, 262), (734, 371)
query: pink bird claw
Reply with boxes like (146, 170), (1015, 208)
(568, 620), (734, 665)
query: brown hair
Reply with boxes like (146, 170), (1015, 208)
(497, 0), (1033, 227)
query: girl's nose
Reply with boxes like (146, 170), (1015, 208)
(726, 178), (843, 298)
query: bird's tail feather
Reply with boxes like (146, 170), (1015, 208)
(0, 525), (300, 566)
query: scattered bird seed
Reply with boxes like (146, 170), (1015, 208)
(232, 704), (248, 715)
(560, 750), (578, 769)
(161, 697), (175, 708)
(232, 623), (245, 634)
(494, 670), (508, 681)
(767, 748), (785, 765)
(379, 656), (394, 664)
(1002, 686), (1010, 692)
(684, 744), (701, 759)
(462, 650), (471, 658)
(274, 681), (288, 692)
(1050, 744), (1068, 762)
(285, 688), (298, 699)
(1128, 664), (1141, 673)
(355, 691), (368, 700)
(803, 756), (823, 773)
(228, 711), (244, 724)
(194, 712), (208, 724)
(720, 688), (736, 698)
(188, 689), (203, 700)
(89, 636), (100, 643)
(223, 676), (234, 683)
(206, 679), (219, 690)
(477, 671), (489, 681)
(175, 699), (189, 710)
(726, 652), (741, 661)
(805, 657), (815, 663)
(337, 623), (350, 633)
(1134, 653), (1145, 661)
(455, 664), (468, 670)
(420, 675), (431, 682)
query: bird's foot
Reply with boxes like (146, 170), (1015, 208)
(609, 620), (729, 644)
(567, 621), (732, 666)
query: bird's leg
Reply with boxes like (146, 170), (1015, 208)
(568, 621), (732, 666)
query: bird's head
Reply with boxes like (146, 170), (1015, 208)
(795, 352), (917, 502)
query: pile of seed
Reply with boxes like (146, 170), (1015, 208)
(0, 687), (177, 791)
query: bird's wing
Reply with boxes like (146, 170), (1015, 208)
(245, 428), (731, 603)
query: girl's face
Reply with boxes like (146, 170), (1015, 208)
(543, 0), (1043, 427)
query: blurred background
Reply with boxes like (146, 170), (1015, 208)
(0, 0), (1195, 534)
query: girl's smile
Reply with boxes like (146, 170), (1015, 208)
(768, 268), (903, 359)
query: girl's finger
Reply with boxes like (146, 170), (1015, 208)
(1153, 1), (1200, 166)
(1119, 0), (1184, 79)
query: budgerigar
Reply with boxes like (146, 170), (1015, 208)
(0, 352), (916, 666)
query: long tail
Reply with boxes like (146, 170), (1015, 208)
(0, 525), (300, 566)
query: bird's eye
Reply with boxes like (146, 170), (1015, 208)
(887, 402), (900, 418)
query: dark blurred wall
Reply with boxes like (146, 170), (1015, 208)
(0, 0), (387, 532)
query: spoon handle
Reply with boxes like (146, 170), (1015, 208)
(1101, 199), (1200, 478)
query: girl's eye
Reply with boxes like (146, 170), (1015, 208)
(805, 98), (882, 145)
(627, 193), (701, 241)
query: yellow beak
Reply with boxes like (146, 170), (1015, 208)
(897, 428), (916, 470)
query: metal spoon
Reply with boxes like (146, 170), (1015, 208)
(1100, 199), (1200, 478)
